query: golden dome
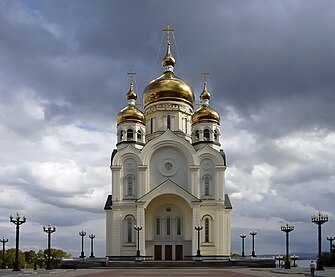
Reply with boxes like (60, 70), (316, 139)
(192, 82), (220, 125)
(117, 104), (145, 125)
(143, 71), (195, 108)
(191, 104), (220, 125)
(117, 82), (145, 125)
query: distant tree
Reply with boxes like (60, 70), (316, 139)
(24, 250), (37, 268)
(321, 251), (335, 267)
(4, 248), (25, 269)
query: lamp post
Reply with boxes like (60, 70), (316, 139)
(89, 234), (95, 258)
(281, 223), (294, 269)
(291, 254), (298, 267)
(327, 235), (335, 254)
(240, 233), (246, 257)
(0, 237), (8, 269)
(43, 224), (56, 270)
(250, 230), (257, 257)
(195, 225), (203, 257)
(79, 231), (86, 258)
(311, 211), (328, 270)
(9, 212), (26, 271)
(134, 225), (142, 257)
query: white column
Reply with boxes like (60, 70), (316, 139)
(136, 205), (146, 256)
(192, 204), (201, 255)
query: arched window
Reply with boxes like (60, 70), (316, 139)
(204, 218), (210, 242)
(195, 130), (200, 142)
(127, 129), (134, 140)
(167, 115), (171, 130)
(203, 129), (210, 141)
(201, 215), (213, 243)
(120, 130), (124, 141)
(202, 175), (213, 197)
(214, 129), (218, 142)
(137, 130), (142, 141)
(124, 215), (135, 244)
(125, 174), (135, 197)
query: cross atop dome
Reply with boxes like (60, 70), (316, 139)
(162, 25), (176, 71)
(163, 25), (175, 45)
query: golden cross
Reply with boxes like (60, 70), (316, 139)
(201, 70), (210, 82)
(127, 69), (136, 83)
(163, 25), (174, 44)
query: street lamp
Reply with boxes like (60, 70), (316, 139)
(327, 235), (335, 254)
(291, 254), (298, 267)
(281, 223), (294, 269)
(195, 225), (203, 257)
(240, 233), (246, 257)
(89, 234), (95, 258)
(250, 230), (257, 257)
(134, 225), (142, 257)
(311, 211), (328, 270)
(43, 224), (56, 270)
(9, 212), (26, 271)
(0, 237), (8, 269)
(79, 231), (86, 258)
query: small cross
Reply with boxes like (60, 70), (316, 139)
(163, 25), (175, 44)
(127, 69), (136, 83)
(201, 71), (210, 82)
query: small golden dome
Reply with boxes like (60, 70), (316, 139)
(200, 82), (210, 101)
(117, 82), (145, 125)
(127, 82), (137, 101)
(117, 104), (145, 125)
(191, 104), (220, 125)
(143, 71), (195, 108)
(162, 42), (176, 68)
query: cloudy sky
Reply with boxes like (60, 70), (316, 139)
(0, 0), (334, 258)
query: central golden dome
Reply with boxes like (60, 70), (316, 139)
(143, 71), (195, 108)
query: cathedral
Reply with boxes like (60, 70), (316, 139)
(104, 27), (232, 260)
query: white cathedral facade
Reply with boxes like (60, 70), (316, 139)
(105, 29), (232, 260)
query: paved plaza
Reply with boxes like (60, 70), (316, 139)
(1, 267), (335, 277)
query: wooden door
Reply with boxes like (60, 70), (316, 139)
(175, 245), (183, 260)
(154, 245), (162, 260)
(165, 245), (172, 260)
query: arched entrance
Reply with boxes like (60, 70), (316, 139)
(145, 194), (193, 260)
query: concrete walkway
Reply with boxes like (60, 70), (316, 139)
(1, 267), (335, 277)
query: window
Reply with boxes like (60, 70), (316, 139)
(125, 174), (135, 197)
(120, 130), (124, 141)
(167, 115), (171, 130)
(185, 118), (188, 133)
(124, 215), (135, 243)
(150, 118), (154, 133)
(195, 130), (199, 142)
(204, 218), (210, 242)
(166, 217), (171, 236)
(127, 129), (134, 140)
(203, 129), (210, 141)
(202, 215), (213, 243)
(137, 130), (142, 141)
(176, 217), (182, 236)
(214, 129), (219, 142)
(156, 217), (161, 236)
(202, 175), (212, 197)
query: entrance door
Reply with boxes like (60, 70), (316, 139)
(165, 245), (172, 260)
(175, 245), (183, 260)
(154, 245), (162, 260)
